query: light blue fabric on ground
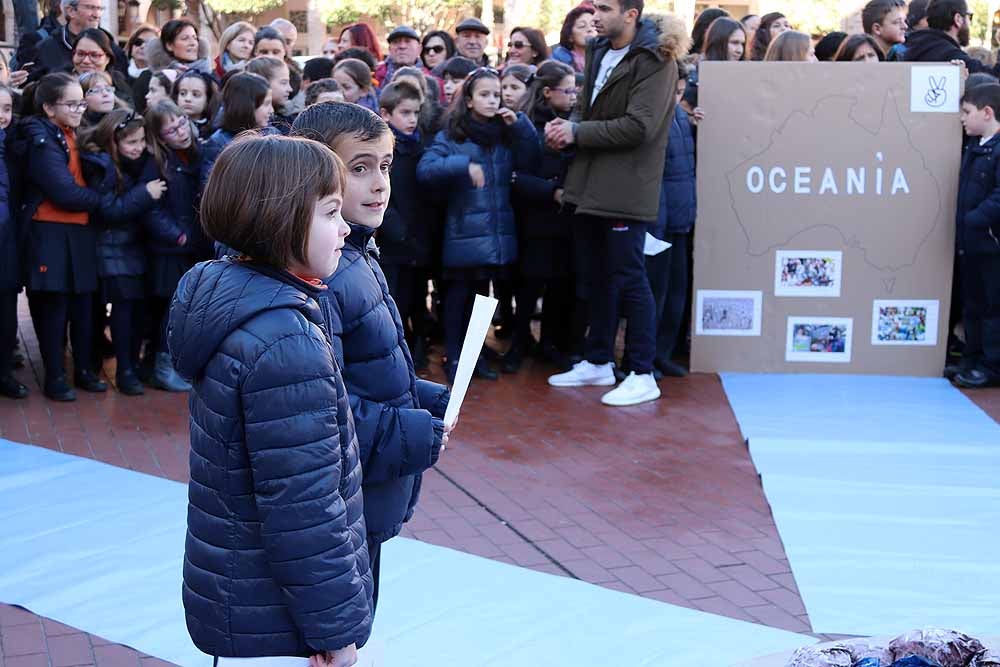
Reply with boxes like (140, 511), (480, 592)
(0, 439), (812, 666)
(720, 373), (1000, 636)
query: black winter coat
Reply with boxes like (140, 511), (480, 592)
(904, 29), (1000, 77)
(82, 152), (155, 278)
(168, 258), (374, 658)
(320, 225), (449, 543)
(957, 134), (1000, 255)
(141, 147), (207, 257)
(16, 117), (102, 293)
(29, 25), (128, 82)
(379, 128), (436, 268)
(416, 113), (539, 269)
(0, 128), (17, 292)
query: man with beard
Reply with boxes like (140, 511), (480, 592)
(905, 0), (1000, 75)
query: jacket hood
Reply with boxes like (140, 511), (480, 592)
(146, 34), (213, 73)
(167, 259), (325, 380)
(630, 13), (690, 62)
(901, 29), (958, 61)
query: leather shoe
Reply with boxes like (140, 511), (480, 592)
(655, 359), (689, 378)
(0, 374), (28, 399)
(116, 369), (145, 396)
(74, 370), (108, 393)
(953, 368), (999, 389)
(44, 376), (76, 402)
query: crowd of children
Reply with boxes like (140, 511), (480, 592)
(1, 0), (999, 412)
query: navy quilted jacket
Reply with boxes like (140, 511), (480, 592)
(957, 134), (1000, 255)
(140, 147), (208, 256)
(82, 152), (154, 278)
(0, 128), (17, 292)
(651, 107), (696, 239)
(320, 224), (450, 543)
(167, 258), (373, 658)
(416, 113), (539, 268)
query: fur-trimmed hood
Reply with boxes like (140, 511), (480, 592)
(631, 13), (690, 62)
(145, 34), (213, 73)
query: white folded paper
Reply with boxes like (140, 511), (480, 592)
(643, 232), (673, 256)
(443, 294), (498, 427)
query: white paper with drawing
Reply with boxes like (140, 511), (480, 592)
(444, 294), (498, 426)
(910, 65), (959, 113)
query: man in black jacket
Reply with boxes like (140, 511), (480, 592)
(905, 0), (1000, 76)
(29, 0), (127, 81)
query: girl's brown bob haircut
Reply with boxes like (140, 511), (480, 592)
(200, 134), (346, 268)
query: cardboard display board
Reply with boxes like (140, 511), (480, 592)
(691, 63), (960, 376)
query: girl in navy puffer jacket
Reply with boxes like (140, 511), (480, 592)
(417, 67), (539, 381)
(168, 135), (372, 663)
(0, 84), (25, 399)
(80, 109), (167, 396)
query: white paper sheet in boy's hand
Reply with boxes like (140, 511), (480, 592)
(443, 294), (498, 427)
(643, 232), (672, 256)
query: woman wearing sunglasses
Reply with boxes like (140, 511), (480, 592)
(421, 31), (456, 70)
(124, 24), (159, 86)
(504, 27), (549, 67)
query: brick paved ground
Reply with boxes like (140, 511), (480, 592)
(2, 296), (998, 667)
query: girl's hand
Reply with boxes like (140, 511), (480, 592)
(691, 106), (705, 124)
(468, 163), (486, 188)
(9, 66), (30, 88)
(497, 107), (517, 126)
(330, 645), (358, 667)
(146, 179), (167, 200)
(177, 233), (188, 246)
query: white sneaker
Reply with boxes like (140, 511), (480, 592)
(601, 372), (661, 406)
(547, 360), (617, 387)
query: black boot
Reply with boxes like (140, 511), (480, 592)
(0, 374), (28, 399)
(501, 343), (523, 374)
(75, 369), (108, 393)
(116, 368), (145, 396)
(474, 354), (499, 381)
(44, 375), (76, 402)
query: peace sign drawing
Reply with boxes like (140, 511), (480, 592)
(924, 75), (948, 108)
(911, 65), (959, 113)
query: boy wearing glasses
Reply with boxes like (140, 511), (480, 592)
(905, 0), (1000, 76)
(862, 0), (907, 60)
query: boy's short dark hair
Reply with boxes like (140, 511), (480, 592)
(333, 47), (377, 72)
(304, 78), (341, 107)
(862, 0), (906, 34)
(908, 0), (931, 25)
(961, 83), (1000, 118)
(441, 56), (478, 80)
(966, 72), (1000, 93)
(379, 80), (423, 114)
(926, 0), (968, 31)
(302, 56), (335, 83)
(291, 101), (391, 148)
(200, 134), (346, 268)
(246, 56), (286, 81)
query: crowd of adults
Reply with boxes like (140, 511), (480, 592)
(0, 0), (997, 408)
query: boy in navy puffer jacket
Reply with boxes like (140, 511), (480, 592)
(292, 103), (453, 613)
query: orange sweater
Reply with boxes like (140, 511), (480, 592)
(33, 127), (88, 225)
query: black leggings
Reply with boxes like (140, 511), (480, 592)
(513, 277), (574, 352)
(28, 290), (94, 381)
(109, 299), (144, 373)
(443, 279), (489, 363)
(0, 291), (18, 376)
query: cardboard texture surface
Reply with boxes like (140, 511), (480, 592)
(692, 63), (960, 375)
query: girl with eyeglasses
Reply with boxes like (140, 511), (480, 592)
(416, 67), (540, 383)
(79, 71), (120, 126)
(504, 60), (579, 373)
(552, 4), (596, 73)
(78, 109), (166, 395)
(139, 99), (205, 392)
(0, 82), (26, 399)
(16, 73), (106, 401)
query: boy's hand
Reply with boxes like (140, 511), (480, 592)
(309, 645), (357, 667)
(442, 416), (458, 452)
(950, 59), (969, 83)
(498, 107), (518, 126)
(468, 163), (486, 188)
(691, 107), (705, 124)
